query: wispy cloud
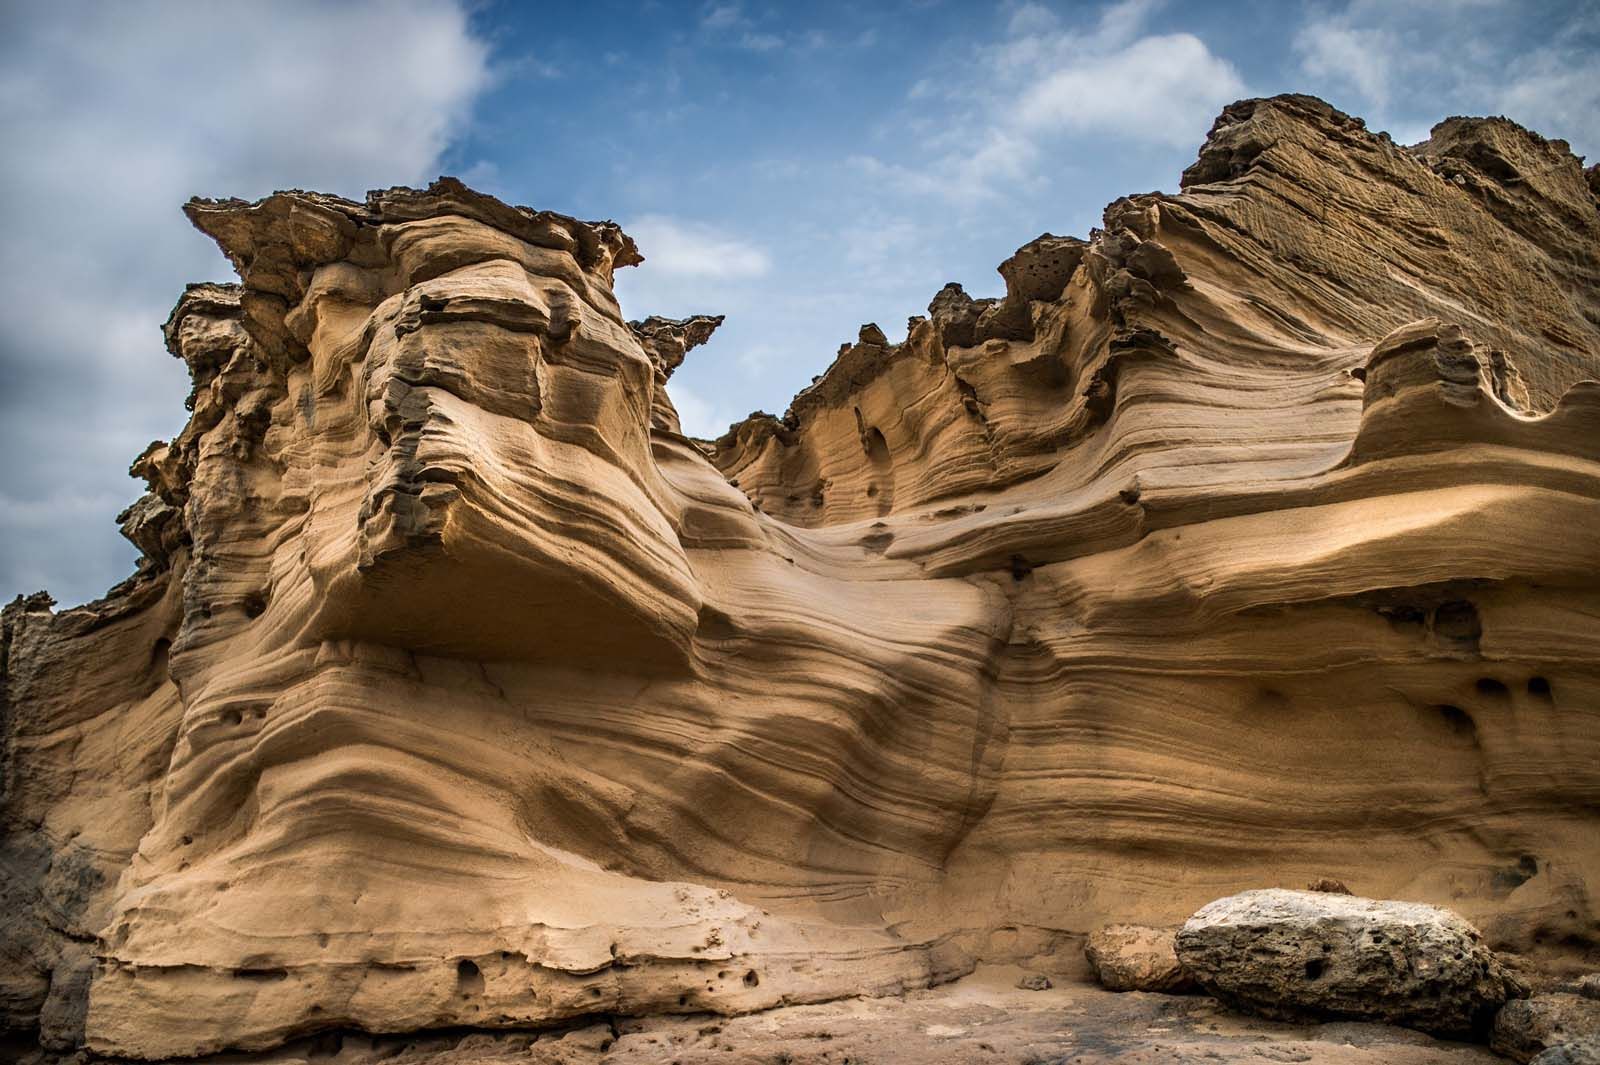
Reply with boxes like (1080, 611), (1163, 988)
(627, 216), (773, 280)
(739, 32), (785, 52)
(1013, 32), (1245, 147)
(702, 3), (743, 31)
(665, 379), (740, 438)
(851, 0), (1244, 203)
(1292, 0), (1600, 154)
(0, 0), (492, 606)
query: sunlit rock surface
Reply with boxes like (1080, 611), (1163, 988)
(3, 95), (1599, 1059)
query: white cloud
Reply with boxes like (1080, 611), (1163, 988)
(1496, 43), (1600, 158)
(699, 1), (802, 53)
(665, 380), (740, 439)
(626, 216), (773, 280)
(1007, 2), (1061, 37)
(854, 0), (1244, 202)
(1015, 33), (1246, 147)
(702, 3), (743, 30)
(1091, 0), (1162, 49)
(0, 0), (492, 606)
(1294, 22), (1396, 106)
(740, 32), (786, 52)
(1290, 0), (1599, 158)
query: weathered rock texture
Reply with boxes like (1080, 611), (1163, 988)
(3, 94), (1600, 1058)
(1175, 888), (1527, 1036)
(1534, 1039), (1600, 1065)
(1495, 993), (1600, 1062)
(1084, 924), (1194, 993)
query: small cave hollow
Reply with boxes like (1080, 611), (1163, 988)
(1433, 703), (1477, 739)
(1474, 677), (1510, 699)
(456, 958), (484, 996)
(1430, 600), (1482, 650)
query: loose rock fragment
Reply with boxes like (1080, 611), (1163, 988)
(1175, 889), (1527, 1037)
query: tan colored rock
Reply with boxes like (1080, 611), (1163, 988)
(1175, 889), (1527, 1037)
(3, 97), (1600, 1058)
(1085, 924), (1195, 993)
(1494, 994), (1600, 1063)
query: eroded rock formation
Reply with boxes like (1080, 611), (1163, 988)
(3, 95), (1600, 1059)
(1175, 888), (1528, 1036)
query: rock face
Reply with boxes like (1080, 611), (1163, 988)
(1174, 889), (1527, 1036)
(3, 95), (1599, 1058)
(1534, 1039), (1600, 1065)
(1494, 993), (1600, 1062)
(1085, 925), (1195, 993)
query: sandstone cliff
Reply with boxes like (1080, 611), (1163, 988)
(3, 95), (1599, 1059)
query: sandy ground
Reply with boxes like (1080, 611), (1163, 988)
(144, 966), (1502, 1065)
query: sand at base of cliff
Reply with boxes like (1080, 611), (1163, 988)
(56, 967), (1499, 1065)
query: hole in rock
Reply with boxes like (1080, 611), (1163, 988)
(1528, 676), (1553, 700)
(744, 970), (760, 987)
(1431, 601), (1482, 649)
(1009, 555), (1034, 582)
(456, 959), (484, 996)
(864, 426), (890, 465)
(1433, 704), (1476, 738)
(1305, 959), (1326, 980)
(232, 967), (288, 982)
(1375, 603), (1426, 630)
(243, 594), (267, 619)
(222, 709), (243, 727)
(308, 1032), (344, 1059)
(150, 637), (171, 672)
(678, 994), (689, 1006)
(1474, 677), (1510, 699)
(1118, 486), (1141, 504)
(1493, 855), (1540, 892)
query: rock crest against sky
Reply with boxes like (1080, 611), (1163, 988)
(3, 94), (1599, 1058)
(1, 0), (1598, 605)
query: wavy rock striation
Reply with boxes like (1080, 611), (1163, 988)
(3, 96), (1599, 1058)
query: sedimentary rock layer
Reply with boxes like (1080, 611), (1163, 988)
(3, 96), (1599, 1058)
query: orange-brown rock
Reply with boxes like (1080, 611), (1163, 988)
(3, 96), (1599, 1059)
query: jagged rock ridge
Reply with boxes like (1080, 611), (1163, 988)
(2, 95), (1599, 1059)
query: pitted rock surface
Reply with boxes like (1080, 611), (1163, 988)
(1174, 889), (1527, 1036)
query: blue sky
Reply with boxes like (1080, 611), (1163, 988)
(1, 0), (1595, 607)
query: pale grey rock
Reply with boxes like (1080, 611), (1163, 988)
(1174, 888), (1527, 1037)
(1493, 994), (1600, 1063)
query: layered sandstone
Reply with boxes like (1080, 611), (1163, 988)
(3, 95), (1599, 1059)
